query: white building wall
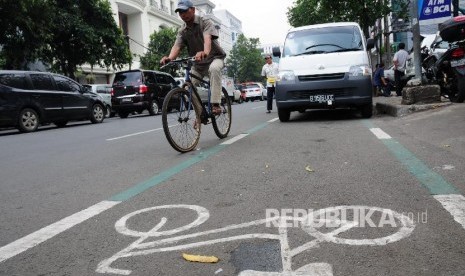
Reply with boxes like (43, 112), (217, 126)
(81, 0), (241, 83)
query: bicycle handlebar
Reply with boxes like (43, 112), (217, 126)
(160, 57), (196, 70)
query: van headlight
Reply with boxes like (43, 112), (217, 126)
(349, 65), (372, 78)
(278, 71), (296, 83)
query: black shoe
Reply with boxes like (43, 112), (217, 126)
(266, 110), (271, 113)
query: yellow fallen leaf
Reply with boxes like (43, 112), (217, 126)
(442, 144), (451, 148)
(182, 253), (219, 263)
(305, 165), (314, 173)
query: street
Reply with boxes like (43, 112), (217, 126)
(1, 101), (465, 276)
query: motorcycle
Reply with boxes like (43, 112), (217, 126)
(421, 15), (465, 103)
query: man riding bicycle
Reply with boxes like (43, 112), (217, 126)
(160, 0), (226, 115)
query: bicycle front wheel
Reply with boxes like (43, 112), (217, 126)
(212, 88), (232, 139)
(162, 87), (201, 153)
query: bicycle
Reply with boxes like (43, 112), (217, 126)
(160, 57), (232, 153)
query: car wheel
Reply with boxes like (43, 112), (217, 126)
(18, 108), (39, 132)
(90, 103), (105, 123)
(360, 103), (373, 118)
(148, 101), (159, 115)
(54, 121), (68, 128)
(105, 105), (111, 118)
(118, 111), (129, 118)
(278, 108), (290, 122)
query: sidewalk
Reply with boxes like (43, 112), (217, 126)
(373, 94), (453, 117)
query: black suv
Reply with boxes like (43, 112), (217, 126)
(111, 69), (177, 118)
(0, 70), (106, 133)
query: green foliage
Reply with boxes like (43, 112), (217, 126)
(225, 34), (263, 83)
(0, 0), (131, 78)
(287, 0), (392, 37)
(139, 27), (187, 75)
(45, 0), (131, 79)
(0, 0), (52, 69)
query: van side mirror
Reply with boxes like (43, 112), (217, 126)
(272, 46), (281, 57)
(366, 38), (375, 50)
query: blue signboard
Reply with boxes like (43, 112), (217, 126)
(418, 0), (452, 21)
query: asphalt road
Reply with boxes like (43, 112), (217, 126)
(0, 101), (464, 276)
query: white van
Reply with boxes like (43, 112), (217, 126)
(272, 22), (375, 121)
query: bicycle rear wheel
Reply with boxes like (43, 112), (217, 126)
(212, 88), (232, 139)
(162, 86), (201, 153)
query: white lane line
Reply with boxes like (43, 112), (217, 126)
(370, 128), (392, 140)
(268, 118), (279, 123)
(107, 128), (163, 141)
(0, 200), (120, 263)
(434, 194), (465, 230)
(221, 133), (249, 145)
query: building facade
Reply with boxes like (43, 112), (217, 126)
(81, 0), (242, 84)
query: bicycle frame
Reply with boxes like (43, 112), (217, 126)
(180, 58), (214, 125)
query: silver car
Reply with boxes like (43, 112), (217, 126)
(84, 84), (113, 117)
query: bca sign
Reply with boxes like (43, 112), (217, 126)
(418, 0), (451, 24)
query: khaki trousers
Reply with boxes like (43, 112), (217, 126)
(191, 59), (224, 104)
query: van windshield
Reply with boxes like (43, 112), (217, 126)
(283, 25), (364, 57)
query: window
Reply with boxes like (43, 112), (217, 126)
(96, 85), (111, 94)
(114, 71), (142, 86)
(144, 72), (156, 84)
(0, 73), (28, 89)
(53, 75), (81, 93)
(30, 74), (54, 90)
(283, 26), (363, 57)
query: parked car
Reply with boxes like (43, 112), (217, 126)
(421, 32), (449, 59)
(84, 84), (114, 117)
(111, 69), (177, 118)
(240, 82), (265, 102)
(0, 70), (106, 133)
(222, 77), (242, 104)
(233, 85), (243, 103)
(235, 84), (247, 102)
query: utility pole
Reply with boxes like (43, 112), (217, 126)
(383, 0), (391, 66)
(411, 0), (422, 81)
(452, 0), (459, 16)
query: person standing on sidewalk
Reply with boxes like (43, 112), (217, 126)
(393, 42), (409, 96)
(261, 54), (279, 113)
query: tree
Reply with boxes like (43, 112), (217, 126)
(225, 34), (263, 83)
(287, 0), (391, 37)
(139, 27), (187, 75)
(0, 0), (52, 69)
(44, 0), (131, 79)
(0, 0), (131, 78)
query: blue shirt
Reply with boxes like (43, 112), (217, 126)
(373, 67), (385, 87)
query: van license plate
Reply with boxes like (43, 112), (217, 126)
(122, 98), (132, 103)
(310, 94), (334, 103)
(451, 58), (465, 67)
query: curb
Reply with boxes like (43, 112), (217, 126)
(374, 98), (453, 117)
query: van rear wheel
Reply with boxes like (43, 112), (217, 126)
(278, 108), (290, 122)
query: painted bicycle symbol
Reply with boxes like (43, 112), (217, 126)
(96, 204), (415, 275)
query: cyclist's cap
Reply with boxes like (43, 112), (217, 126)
(175, 0), (194, 12)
